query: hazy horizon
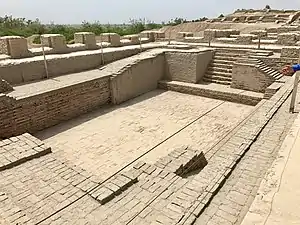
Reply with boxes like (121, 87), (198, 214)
(1, 0), (300, 24)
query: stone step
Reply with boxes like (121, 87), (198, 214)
(261, 67), (273, 73)
(214, 55), (239, 61)
(206, 70), (232, 78)
(215, 47), (249, 53)
(274, 74), (283, 80)
(210, 62), (233, 69)
(214, 52), (242, 57)
(158, 80), (263, 106)
(204, 74), (232, 82)
(212, 59), (235, 64)
(202, 77), (231, 85)
(207, 67), (232, 73)
(271, 72), (282, 78)
(250, 52), (273, 57)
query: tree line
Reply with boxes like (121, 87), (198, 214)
(0, 15), (210, 42)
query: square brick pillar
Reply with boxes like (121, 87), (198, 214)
(140, 31), (155, 42)
(0, 36), (31, 58)
(74, 32), (97, 49)
(101, 33), (121, 47)
(123, 35), (140, 45)
(41, 34), (67, 52)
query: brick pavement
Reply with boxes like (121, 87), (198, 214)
(194, 85), (298, 225)
(0, 56), (297, 225)
(36, 90), (253, 181)
(33, 74), (295, 225)
(0, 133), (51, 171)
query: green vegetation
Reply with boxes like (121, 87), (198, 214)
(0, 16), (163, 41)
(0, 15), (210, 42)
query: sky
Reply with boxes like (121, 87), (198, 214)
(1, 0), (300, 24)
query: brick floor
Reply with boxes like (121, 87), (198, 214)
(36, 90), (253, 181)
(194, 88), (297, 225)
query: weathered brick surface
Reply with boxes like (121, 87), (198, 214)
(154, 146), (208, 177)
(0, 154), (95, 224)
(264, 82), (284, 99)
(74, 32), (97, 49)
(195, 85), (297, 225)
(0, 45), (297, 225)
(88, 168), (140, 205)
(7, 77), (293, 224)
(159, 80), (263, 106)
(0, 76), (110, 138)
(41, 34), (67, 52)
(0, 36), (31, 58)
(231, 62), (275, 93)
(0, 133), (51, 171)
(277, 32), (300, 45)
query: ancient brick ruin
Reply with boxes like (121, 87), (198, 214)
(0, 9), (300, 225)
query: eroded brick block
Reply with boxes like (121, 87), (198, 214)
(96, 188), (114, 205)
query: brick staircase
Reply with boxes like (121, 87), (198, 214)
(256, 60), (283, 80)
(202, 48), (273, 85)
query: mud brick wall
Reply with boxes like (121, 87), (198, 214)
(261, 57), (298, 72)
(0, 77), (110, 138)
(110, 54), (165, 104)
(277, 33), (300, 45)
(0, 47), (142, 85)
(231, 63), (274, 93)
(281, 47), (300, 58)
(165, 51), (213, 84)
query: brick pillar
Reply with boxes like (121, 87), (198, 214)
(74, 32), (97, 49)
(0, 36), (31, 58)
(41, 34), (67, 52)
(123, 35), (140, 45)
(101, 33), (121, 47)
(141, 31), (155, 42)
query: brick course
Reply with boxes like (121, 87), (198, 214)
(0, 77), (110, 138)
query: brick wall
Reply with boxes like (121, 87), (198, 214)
(231, 63), (274, 93)
(0, 77), (110, 138)
(165, 51), (213, 83)
(281, 47), (300, 59)
(110, 54), (165, 104)
(0, 47), (143, 85)
(261, 57), (298, 72)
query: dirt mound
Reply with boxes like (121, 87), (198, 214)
(159, 22), (282, 39)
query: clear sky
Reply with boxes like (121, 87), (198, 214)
(1, 0), (300, 24)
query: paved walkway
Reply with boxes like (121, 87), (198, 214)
(241, 85), (300, 225)
(194, 88), (297, 225)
